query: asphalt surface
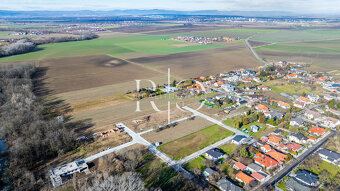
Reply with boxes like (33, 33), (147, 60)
(244, 36), (268, 65)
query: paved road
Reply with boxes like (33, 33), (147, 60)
(182, 106), (248, 136)
(244, 36), (267, 65)
(178, 135), (235, 164)
(257, 130), (334, 190)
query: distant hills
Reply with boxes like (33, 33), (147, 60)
(0, 9), (298, 18)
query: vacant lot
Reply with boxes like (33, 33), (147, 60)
(33, 55), (164, 95)
(158, 124), (234, 159)
(130, 42), (262, 78)
(263, 80), (324, 95)
(142, 117), (213, 143)
(251, 30), (340, 43)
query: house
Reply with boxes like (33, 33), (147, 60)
(257, 85), (271, 91)
(205, 97), (215, 104)
(307, 94), (319, 103)
(50, 159), (89, 187)
(293, 100), (306, 109)
(232, 135), (247, 145)
(253, 77), (262, 83)
(233, 162), (247, 171)
(251, 125), (260, 133)
(328, 108), (340, 116)
(318, 148), (340, 165)
(284, 74), (297, 79)
(221, 84), (235, 92)
(217, 178), (243, 191)
(266, 109), (284, 120)
(270, 100), (290, 109)
(254, 153), (279, 168)
(243, 136), (256, 145)
(290, 117), (306, 127)
(261, 144), (272, 153)
(199, 76), (206, 81)
(304, 110), (322, 121)
(235, 171), (255, 184)
(267, 134), (283, 145)
(298, 96), (311, 104)
(203, 167), (217, 177)
(286, 177), (313, 191)
(323, 117), (340, 128)
(255, 104), (269, 113)
(272, 129), (282, 135)
(285, 142), (303, 152)
(308, 126), (326, 136)
(248, 94), (264, 101)
(251, 172), (266, 182)
(260, 136), (268, 142)
(288, 133), (308, 144)
(161, 85), (179, 93)
(205, 149), (225, 161)
(215, 93), (227, 100)
(266, 150), (287, 165)
(292, 170), (319, 187)
(242, 78), (252, 83)
(247, 163), (262, 173)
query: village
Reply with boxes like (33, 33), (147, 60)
(50, 60), (340, 191)
(171, 35), (237, 44)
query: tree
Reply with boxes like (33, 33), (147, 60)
(240, 147), (250, 158)
(235, 121), (241, 128)
(259, 115), (267, 124)
(242, 117), (249, 125)
(319, 170), (332, 184)
(172, 80), (177, 87)
(87, 172), (146, 191)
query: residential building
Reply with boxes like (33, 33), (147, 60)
(235, 171), (255, 184)
(255, 104), (269, 113)
(293, 100), (306, 109)
(288, 133), (308, 144)
(307, 94), (319, 103)
(247, 163), (262, 173)
(205, 97), (215, 104)
(248, 94), (264, 101)
(217, 178), (243, 191)
(290, 117), (306, 127)
(323, 117), (340, 128)
(233, 162), (247, 171)
(261, 144), (272, 153)
(258, 85), (271, 91)
(266, 150), (287, 165)
(286, 178), (313, 191)
(266, 109), (284, 120)
(267, 134), (283, 145)
(308, 126), (326, 136)
(203, 167), (217, 177)
(232, 135), (247, 145)
(254, 153), (278, 168)
(49, 159), (88, 187)
(285, 142), (303, 152)
(304, 110), (322, 121)
(251, 125), (260, 133)
(216, 93), (227, 100)
(205, 149), (225, 161)
(269, 100), (290, 109)
(292, 170), (319, 187)
(298, 96), (311, 104)
(318, 148), (340, 165)
(251, 172), (266, 182)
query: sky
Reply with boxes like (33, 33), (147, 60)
(1, 0), (340, 14)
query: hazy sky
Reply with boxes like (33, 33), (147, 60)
(1, 0), (340, 14)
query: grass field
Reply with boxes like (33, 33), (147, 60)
(251, 30), (340, 43)
(158, 124), (234, 160)
(218, 143), (238, 155)
(0, 33), (223, 62)
(262, 80), (323, 95)
(183, 156), (206, 172)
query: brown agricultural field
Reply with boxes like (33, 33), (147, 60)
(129, 42), (262, 78)
(248, 40), (270, 47)
(258, 51), (340, 72)
(35, 54), (164, 95)
(142, 116), (213, 144)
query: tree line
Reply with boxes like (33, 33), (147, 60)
(0, 64), (78, 190)
(0, 32), (98, 58)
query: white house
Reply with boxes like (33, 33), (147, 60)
(324, 117), (340, 129)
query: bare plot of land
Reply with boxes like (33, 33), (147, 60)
(130, 42), (262, 78)
(35, 54), (163, 94)
(142, 117), (213, 144)
(248, 40), (270, 47)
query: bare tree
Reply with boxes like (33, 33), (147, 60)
(87, 172), (146, 191)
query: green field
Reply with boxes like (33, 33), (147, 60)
(0, 33), (223, 62)
(255, 42), (340, 55)
(251, 30), (340, 43)
(170, 28), (277, 39)
(218, 143), (238, 155)
(158, 124), (234, 160)
(183, 156), (206, 172)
